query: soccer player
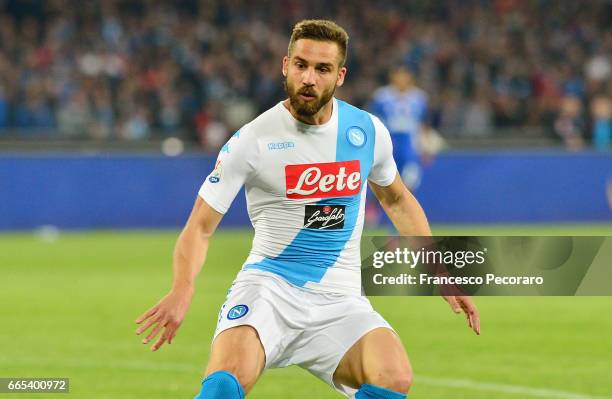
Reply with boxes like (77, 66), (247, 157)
(135, 20), (480, 399)
(370, 66), (429, 190)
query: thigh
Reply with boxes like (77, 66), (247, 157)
(207, 274), (307, 391)
(205, 325), (266, 393)
(333, 327), (412, 391)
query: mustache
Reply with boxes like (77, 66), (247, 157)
(297, 87), (317, 96)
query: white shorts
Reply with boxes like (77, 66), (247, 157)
(213, 269), (393, 397)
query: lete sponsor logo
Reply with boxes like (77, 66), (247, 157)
(285, 160), (361, 199)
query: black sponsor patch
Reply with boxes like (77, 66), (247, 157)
(303, 204), (345, 229)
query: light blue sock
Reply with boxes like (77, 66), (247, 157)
(194, 370), (245, 399)
(355, 383), (407, 399)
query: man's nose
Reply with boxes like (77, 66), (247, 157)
(301, 67), (316, 85)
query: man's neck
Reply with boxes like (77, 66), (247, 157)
(283, 98), (334, 125)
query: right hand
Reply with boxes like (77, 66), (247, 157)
(135, 288), (193, 351)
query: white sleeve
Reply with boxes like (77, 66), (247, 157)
(368, 115), (397, 186)
(198, 126), (259, 214)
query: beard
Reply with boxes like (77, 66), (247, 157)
(284, 78), (336, 117)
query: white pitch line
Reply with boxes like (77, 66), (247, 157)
(417, 375), (612, 399)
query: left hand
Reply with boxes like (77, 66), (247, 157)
(443, 295), (480, 335)
(135, 288), (194, 351)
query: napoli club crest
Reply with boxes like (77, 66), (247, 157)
(227, 304), (249, 320)
(346, 126), (366, 148)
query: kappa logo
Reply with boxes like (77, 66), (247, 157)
(285, 160), (361, 199)
(227, 304), (249, 320)
(268, 141), (295, 150)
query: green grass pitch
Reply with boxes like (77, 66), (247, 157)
(1, 224), (611, 399)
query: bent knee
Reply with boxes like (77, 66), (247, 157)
(390, 372), (413, 394)
(365, 369), (413, 394)
(206, 326), (265, 391)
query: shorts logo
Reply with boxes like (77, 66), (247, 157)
(227, 304), (249, 320)
(346, 126), (366, 148)
(304, 204), (345, 229)
(285, 160), (361, 199)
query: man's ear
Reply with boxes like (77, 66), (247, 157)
(336, 66), (347, 87)
(282, 56), (288, 77)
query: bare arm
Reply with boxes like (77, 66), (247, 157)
(171, 197), (223, 293)
(369, 173), (481, 335)
(135, 197), (223, 350)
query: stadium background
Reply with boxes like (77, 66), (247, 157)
(1, 1), (611, 398)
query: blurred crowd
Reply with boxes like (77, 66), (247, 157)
(0, 0), (610, 150)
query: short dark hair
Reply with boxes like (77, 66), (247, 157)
(288, 19), (349, 67)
